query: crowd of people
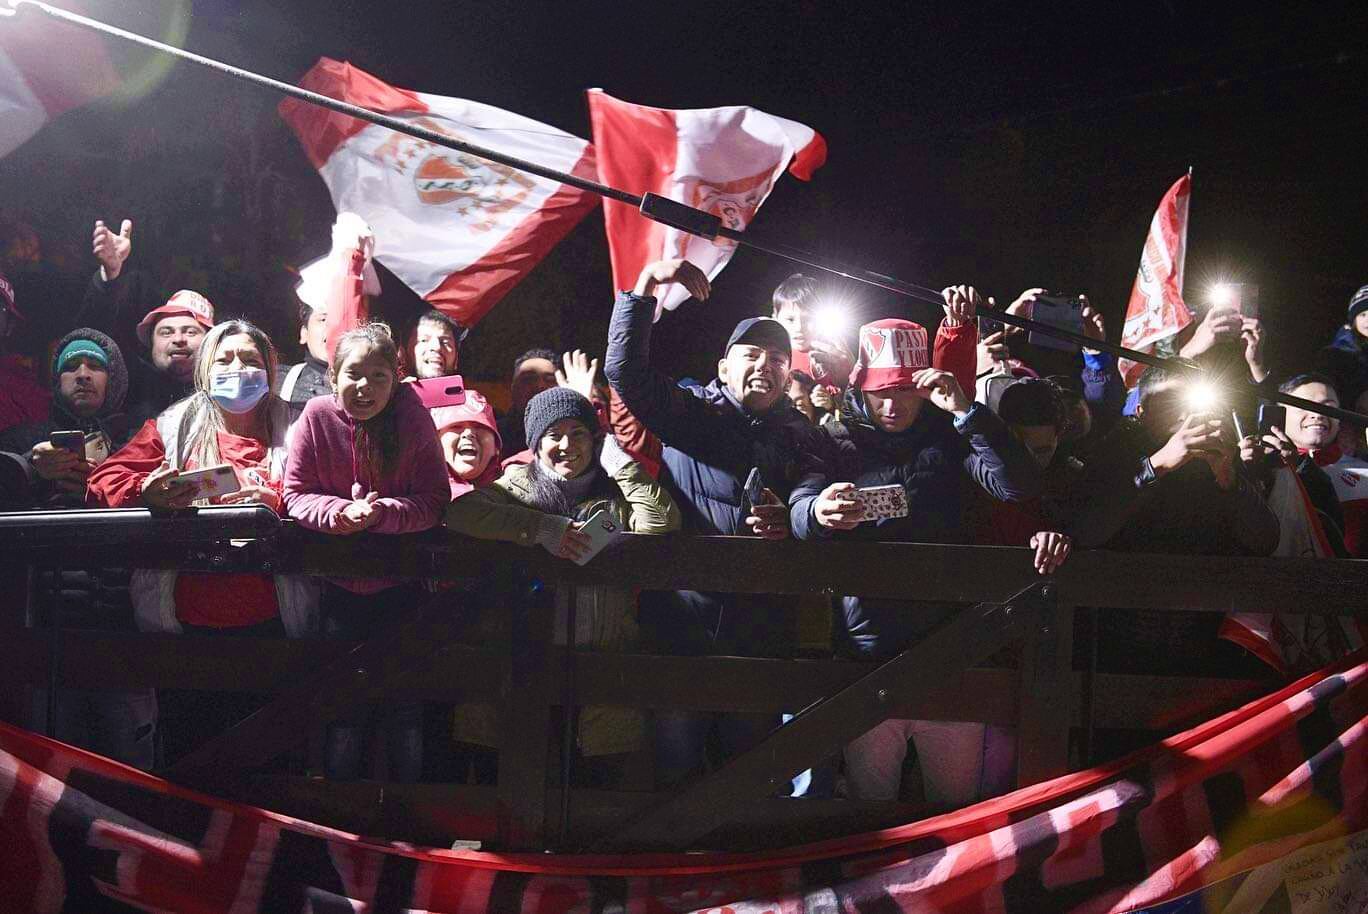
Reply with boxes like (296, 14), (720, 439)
(2, 213), (1366, 809)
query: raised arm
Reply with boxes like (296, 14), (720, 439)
(603, 260), (723, 457)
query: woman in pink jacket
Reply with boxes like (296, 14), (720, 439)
(283, 322), (448, 783)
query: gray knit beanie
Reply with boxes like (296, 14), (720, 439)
(523, 387), (599, 450)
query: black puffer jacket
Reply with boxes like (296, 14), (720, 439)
(0, 328), (135, 628)
(789, 386), (1042, 658)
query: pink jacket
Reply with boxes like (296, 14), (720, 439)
(283, 385), (449, 537)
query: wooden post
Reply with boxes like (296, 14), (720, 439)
(494, 571), (557, 850)
(1015, 583), (1075, 786)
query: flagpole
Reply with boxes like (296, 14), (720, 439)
(6, 1), (1367, 427)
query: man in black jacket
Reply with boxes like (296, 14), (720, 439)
(1071, 365), (1280, 686)
(789, 313), (1042, 805)
(605, 258), (832, 787)
(0, 328), (155, 768)
(77, 220), (213, 428)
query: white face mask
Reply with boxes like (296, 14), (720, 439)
(209, 367), (270, 414)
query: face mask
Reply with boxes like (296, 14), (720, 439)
(209, 367), (270, 414)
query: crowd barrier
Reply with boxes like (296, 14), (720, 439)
(2, 505), (1362, 854)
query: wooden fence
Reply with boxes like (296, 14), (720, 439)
(2, 505), (1362, 853)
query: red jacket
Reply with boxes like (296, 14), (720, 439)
(87, 417), (285, 628)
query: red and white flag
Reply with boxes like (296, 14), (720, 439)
(280, 59), (597, 327)
(0, 2), (119, 158)
(1118, 174), (1194, 387)
(1220, 463), (1366, 675)
(587, 89), (826, 316)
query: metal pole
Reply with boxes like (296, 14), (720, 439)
(7, 0), (1366, 426)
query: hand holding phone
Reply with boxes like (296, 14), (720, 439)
(569, 509), (623, 565)
(853, 484), (909, 522)
(174, 463), (241, 499)
(1027, 295), (1085, 352)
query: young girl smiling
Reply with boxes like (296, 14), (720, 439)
(283, 322), (448, 782)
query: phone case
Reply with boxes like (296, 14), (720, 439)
(409, 374), (467, 408)
(573, 509), (622, 566)
(178, 464), (241, 499)
(855, 484), (909, 521)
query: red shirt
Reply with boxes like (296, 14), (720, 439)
(88, 419), (282, 627)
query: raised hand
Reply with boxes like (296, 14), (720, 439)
(977, 330), (1010, 375)
(1180, 307), (1244, 360)
(910, 368), (972, 417)
(940, 284), (982, 327)
(1002, 287), (1047, 336)
(633, 259), (711, 301)
(1149, 414), (1225, 477)
(1241, 317), (1268, 382)
(92, 219), (133, 281)
(1080, 296), (1106, 353)
(556, 349), (600, 401)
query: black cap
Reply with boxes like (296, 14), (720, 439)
(725, 317), (791, 359)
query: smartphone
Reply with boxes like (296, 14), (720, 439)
(1258, 402), (1285, 434)
(572, 508), (623, 566)
(853, 484), (908, 522)
(408, 374), (467, 409)
(1027, 295), (1085, 353)
(741, 466), (764, 516)
(49, 430), (86, 458)
(1218, 283), (1261, 319)
(978, 313), (1004, 339)
(175, 463), (241, 499)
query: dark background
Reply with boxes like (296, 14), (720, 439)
(2, 0), (1366, 387)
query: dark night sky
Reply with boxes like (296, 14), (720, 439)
(2, 0), (1366, 385)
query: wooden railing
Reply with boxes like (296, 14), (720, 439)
(2, 506), (1362, 852)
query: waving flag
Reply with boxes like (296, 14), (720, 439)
(3, 652), (1366, 912)
(280, 59), (597, 327)
(1118, 174), (1194, 387)
(588, 89), (826, 317)
(0, 1), (119, 158)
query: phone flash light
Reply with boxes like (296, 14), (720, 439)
(1186, 381), (1221, 413)
(1207, 283), (1236, 308)
(813, 306), (848, 342)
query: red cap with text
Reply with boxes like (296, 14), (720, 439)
(850, 319), (930, 391)
(136, 290), (215, 347)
